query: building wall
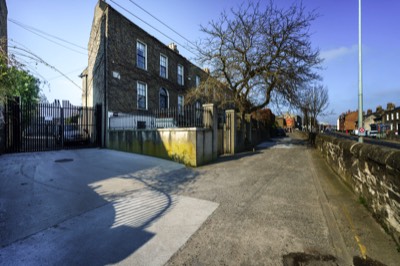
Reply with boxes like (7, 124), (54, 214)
(364, 114), (376, 132)
(383, 107), (400, 133)
(0, 0), (7, 55)
(344, 111), (357, 132)
(98, 2), (207, 114)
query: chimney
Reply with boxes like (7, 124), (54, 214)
(168, 43), (179, 53)
(367, 109), (372, 115)
(376, 105), (383, 113)
(387, 102), (395, 111)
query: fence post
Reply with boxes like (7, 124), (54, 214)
(203, 103), (218, 160)
(226, 109), (236, 154)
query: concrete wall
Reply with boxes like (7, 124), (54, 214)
(108, 128), (214, 167)
(316, 134), (400, 244)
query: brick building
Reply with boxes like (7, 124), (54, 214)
(86, 1), (208, 127)
(0, 0), (7, 55)
(344, 111), (357, 133)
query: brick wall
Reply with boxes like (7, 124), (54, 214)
(89, 2), (208, 114)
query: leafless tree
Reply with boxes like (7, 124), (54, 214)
(296, 84), (329, 132)
(195, 0), (322, 114)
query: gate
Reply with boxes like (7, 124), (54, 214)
(3, 98), (102, 153)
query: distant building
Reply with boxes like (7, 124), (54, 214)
(382, 103), (399, 134)
(0, 0), (7, 56)
(344, 111), (357, 133)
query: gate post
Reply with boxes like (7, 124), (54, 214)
(203, 103), (218, 160)
(225, 109), (236, 154)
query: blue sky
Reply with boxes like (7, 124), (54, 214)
(6, 0), (400, 124)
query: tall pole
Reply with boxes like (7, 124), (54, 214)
(358, 0), (364, 143)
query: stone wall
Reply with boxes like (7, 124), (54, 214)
(108, 128), (214, 167)
(316, 134), (400, 244)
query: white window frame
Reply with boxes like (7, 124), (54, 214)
(136, 40), (147, 70)
(196, 75), (200, 87)
(397, 112), (399, 120)
(137, 81), (147, 110)
(178, 95), (184, 115)
(160, 54), (168, 79)
(391, 113), (394, 120)
(177, 64), (184, 85)
(387, 114), (390, 121)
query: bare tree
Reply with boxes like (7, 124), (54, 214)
(196, 0), (322, 114)
(296, 84), (329, 133)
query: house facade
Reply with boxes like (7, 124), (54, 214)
(382, 103), (399, 134)
(86, 1), (208, 122)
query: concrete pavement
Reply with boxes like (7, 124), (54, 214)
(0, 149), (218, 265)
(166, 133), (400, 265)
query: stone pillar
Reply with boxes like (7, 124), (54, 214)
(203, 103), (218, 160)
(226, 109), (236, 154)
(245, 113), (252, 146)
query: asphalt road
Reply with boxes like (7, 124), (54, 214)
(166, 133), (400, 265)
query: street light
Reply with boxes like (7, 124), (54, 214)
(358, 0), (364, 143)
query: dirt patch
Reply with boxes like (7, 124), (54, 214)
(353, 256), (387, 266)
(282, 252), (338, 266)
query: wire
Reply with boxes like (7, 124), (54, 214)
(9, 46), (82, 91)
(8, 18), (87, 56)
(126, 0), (197, 49)
(108, 0), (196, 56)
(8, 18), (87, 51)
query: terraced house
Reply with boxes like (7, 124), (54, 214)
(85, 0), (208, 144)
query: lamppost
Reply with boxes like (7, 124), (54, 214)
(358, 0), (364, 143)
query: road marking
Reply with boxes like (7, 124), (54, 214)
(342, 205), (367, 259)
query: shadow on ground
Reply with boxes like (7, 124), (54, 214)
(0, 149), (201, 265)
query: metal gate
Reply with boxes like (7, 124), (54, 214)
(3, 98), (102, 153)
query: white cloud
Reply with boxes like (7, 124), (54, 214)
(320, 45), (358, 62)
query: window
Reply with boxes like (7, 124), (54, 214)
(136, 41), (147, 70)
(391, 113), (394, 120)
(196, 76), (201, 87)
(160, 54), (168, 78)
(178, 95), (184, 115)
(397, 112), (399, 120)
(159, 88), (168, 109)
(195, 101), (202, 119)
(177, 64), (184, 85)
(387, 114), (390, 121)
(137, 81), (147, 109)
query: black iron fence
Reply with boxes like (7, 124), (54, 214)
(3, 98), (101, 153)
(109, 105), (207, 130)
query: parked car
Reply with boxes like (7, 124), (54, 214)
(276, 127), (286, 137)
(56, 124), (88, 144)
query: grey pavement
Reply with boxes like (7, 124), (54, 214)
(166, 133), (400, 265)
(0, 149), (218, 265)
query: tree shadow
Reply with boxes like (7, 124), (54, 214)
(0, 147), (201, 265)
